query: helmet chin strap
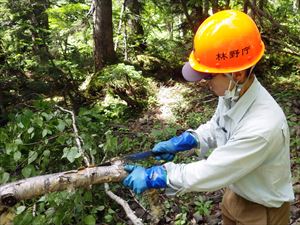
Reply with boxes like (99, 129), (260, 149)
(223, 66), (255, 107)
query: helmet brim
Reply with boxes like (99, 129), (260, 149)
(182, 62), (209, 82)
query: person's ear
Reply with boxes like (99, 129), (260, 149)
(233, 71), (247, 83)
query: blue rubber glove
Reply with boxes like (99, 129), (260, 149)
(123, 165), (167, 194)
(152, 131), (198, 161)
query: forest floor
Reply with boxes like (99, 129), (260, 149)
(125, 77), (300, 225)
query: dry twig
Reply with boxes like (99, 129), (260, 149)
(105, 183), (144, 225)
(55, 105), (91, 166)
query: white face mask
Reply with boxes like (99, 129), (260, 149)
(223, 74), (242, 101)
(222, 67), (254, 107)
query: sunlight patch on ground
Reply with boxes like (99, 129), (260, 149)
(79, 73), (94, 91)
(156, 84), (189, 123)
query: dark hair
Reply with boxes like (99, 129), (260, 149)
(246, 66), (255, 77)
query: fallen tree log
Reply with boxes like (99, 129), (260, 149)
(0, 161), (127, 208)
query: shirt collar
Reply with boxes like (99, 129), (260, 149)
(224, 76), (260, 124)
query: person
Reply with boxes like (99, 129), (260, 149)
(123, 9), (294, 225)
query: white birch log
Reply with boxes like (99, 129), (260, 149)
(0, 162), (127, 208)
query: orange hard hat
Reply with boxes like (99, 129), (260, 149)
(189, 10), (265, 74)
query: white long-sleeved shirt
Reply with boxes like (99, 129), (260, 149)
(164, 77), (295, 207)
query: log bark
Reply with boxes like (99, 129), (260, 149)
(0, 162), (127, 208)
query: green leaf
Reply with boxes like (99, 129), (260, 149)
(27, 127), (34, 134)
(18, 122), (24, 128)
(15, 139), (23, 145)
(32, 215), (46, 225)
(56, 135), (67, 145)
(32, 116), (43, 127)
(108, 208), (115, 214)
(41, 112), (52, 121)
(16, 206), (26, 215)
(56, 119), (66, 132)
(14, 151), (22, 162)
(22, 166), (33, 178)
(28, 151), (38, 164)
(62, 147), (69, 158)
(62, 147), (81, 163)
(65, 118), (72, 126)
(5, 143), (17, 154)
(42, 129), (48, 138)
(104, 214), (113, 223)
(67, 147), (81, 163)
(1, 172), (10, 183)
(43, 150), (50, 157)
(38, 196), (46, 202)
(96, 206), (105, 211)
(83, 191), (92, 202)
(15, 211), (33, 224)
(83, 215), (96, 225)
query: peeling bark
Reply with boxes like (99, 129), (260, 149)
(0, 162), (127, 208)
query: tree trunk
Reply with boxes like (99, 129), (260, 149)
(258, 0), (265, 11)
(250, 0), (257, 20)
(203, 0), (210, 18)
(225, 0), (230, 9)
(194, 3), (204, 32)
(93, 0), (116, 72)
(0, 162), (126, 208)
(127, 0), (146, 52)
(210, 0), (219, 13)
(29, 0), (51, 63)
(243, 0), (249, 13)
(180, 0), (194, 30)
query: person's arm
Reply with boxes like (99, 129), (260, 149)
(123, 134), (270, 195)
(164, 133), (270, 193)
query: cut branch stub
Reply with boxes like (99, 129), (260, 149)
(1, 193), (18, 207)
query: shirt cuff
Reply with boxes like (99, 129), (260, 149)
(187, 129), (210, 157)
(163, 162), (185, 195)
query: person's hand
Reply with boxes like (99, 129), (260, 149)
(152, 132), (198, 161)
(152, 140), (176, 161)
(122, 165), (167, 194)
